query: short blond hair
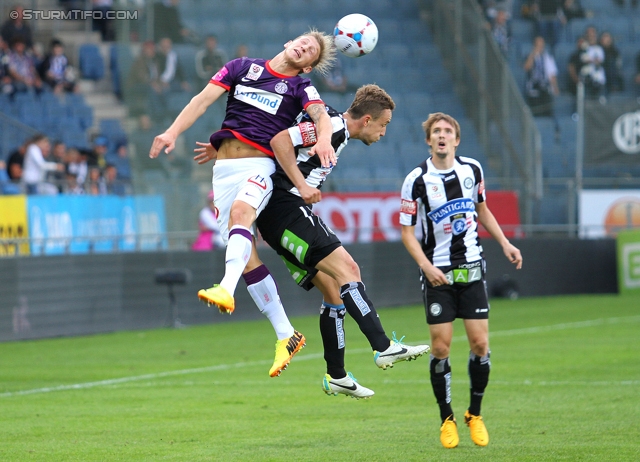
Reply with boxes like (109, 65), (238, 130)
(295, 28), (336, 75)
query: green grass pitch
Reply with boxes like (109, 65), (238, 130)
(1, 293), (639, 461)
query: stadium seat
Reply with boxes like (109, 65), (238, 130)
(78, 44), (105, 80)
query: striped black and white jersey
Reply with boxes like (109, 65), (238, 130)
(271, 105), (350, 196)
(399, 156), (487, 268)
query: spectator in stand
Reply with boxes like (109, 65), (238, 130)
(234, 44), (250, 59)
(148, 37), (191, 123)
(65, 147), (88, 185)
(567, 36), (587, 95)
(580, 25), (606, 99)
(5, 137), (30, 182)
(0, 37), (14, 96)
(22, 134), (64, 195)
(561, 0), (588, 22)
(479, 0), (514, 20)
(86, 135), (109, 170)
(103, 163), (128, 196)
(191, 190), (225, 251)
(490, 7), (512, 56)
(153, 0), (194, 44)
(523, 35), (559, 117)
(195, 35), (227, 88)
(7, 37), (43, 95)
(63, 170), (84, 195)
(47, 141), (68, 192)
(39, 39), (77, 94)
(106, 141), (132, 181)
(85, 166), (106, 195)
(92, 0), (115, 42)
(531, 0), (566, 53)
(1, 5), (33, 50)
(599, 31), (624, 95)
(0, 159), (21, 194)
(126, 40), (159, 130)
(157, 37), (190, 92)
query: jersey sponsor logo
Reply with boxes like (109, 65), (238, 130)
(274, 82), (288, 94)
(213, 66), (229, 82)
(475, 308), (489, 313)
(234, 84), (283, 115)
(443, 174), (456, 181)
(400, 199), (417, 215)
(427, 198), (475, 224)
(443, 223), (452, 234)
(243, 63), (263, 81)
(464, 177), (474, 189)
(298, 121), (317, 147)
(247, 174), (267, 190)
(429, 303), (442, 316)
(304, 85), (321, 101)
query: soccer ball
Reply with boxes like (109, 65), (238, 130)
(333, 14), (378, 58)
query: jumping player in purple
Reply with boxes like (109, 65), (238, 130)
(150, 29), (337, 378)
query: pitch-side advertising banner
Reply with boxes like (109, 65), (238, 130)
(0, 195), (29, 257)
(584, 99), (640, 165)
(579, 190), (640, 238)
(617, 230), (640, 294)
(313, 191), (521, 244)
(27, 195), (167, 255)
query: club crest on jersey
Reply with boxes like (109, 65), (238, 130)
(298, 121), (317, 146)
(400, 199), (417, 215)
(245, 64), (263, 81)
(274, 82), (288, 94)
(451, 215), (468, 235)
(464, 177), (474, 189)
(427, 198), (475, 224)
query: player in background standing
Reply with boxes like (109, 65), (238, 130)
(150, 29), (338, 378)
(399, 113), (522, 448)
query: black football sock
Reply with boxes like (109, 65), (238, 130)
(340, 282), (390, 352)
(319, 302), (347, 379)
(468, 351), (491, 416)
(430, 355), (454, 422)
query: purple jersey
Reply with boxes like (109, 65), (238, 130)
(209, 57), (324, 156)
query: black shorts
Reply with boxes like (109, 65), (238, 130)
(257, 189), (342, 291)
(420, 260), (490, 324)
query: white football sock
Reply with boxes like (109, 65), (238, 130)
(220, 225), (252, 296)
(246, 272), (294, 340)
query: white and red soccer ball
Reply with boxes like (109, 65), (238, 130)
(333, 14), (378, 58)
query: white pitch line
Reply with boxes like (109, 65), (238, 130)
(2, 315), (639, 398)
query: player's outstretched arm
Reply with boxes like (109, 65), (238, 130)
(476, 202), (523, 269)
(306, 103), (337, 168)
(271, 130), (322, 204)
(149, 84), (226, 158)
